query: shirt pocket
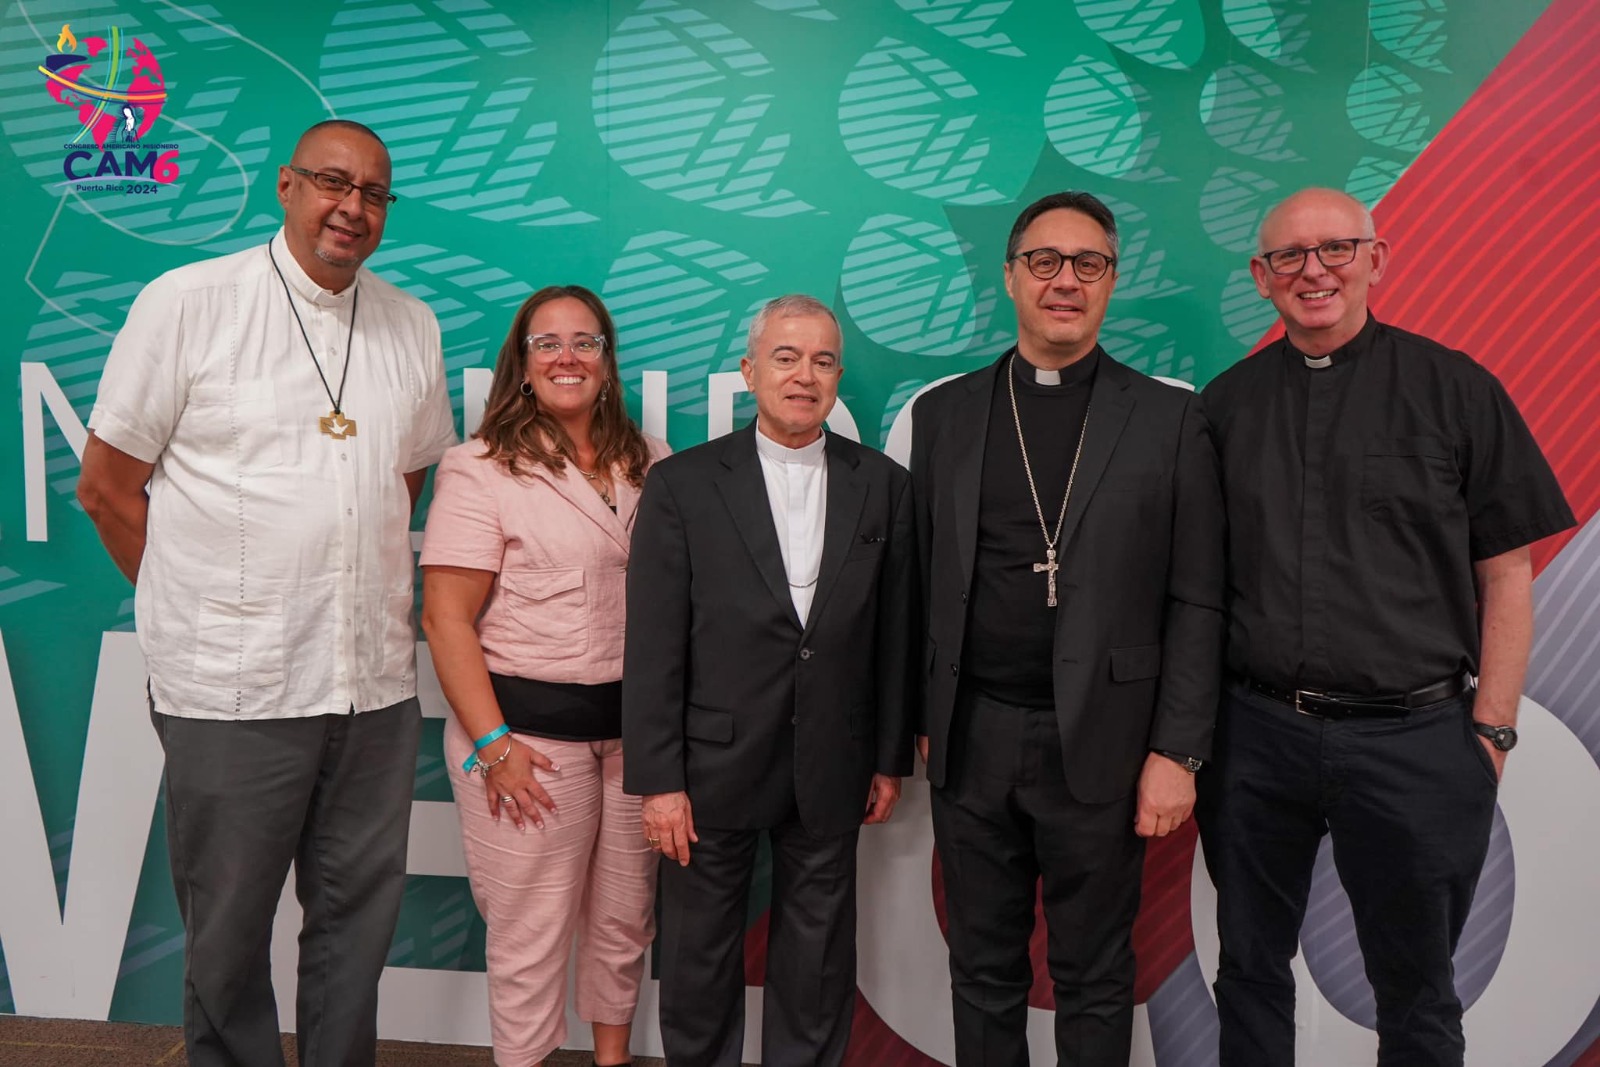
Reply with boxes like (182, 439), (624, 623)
(497, 567), (590, 658)
(1361, 436), (1458, 524)
(193, 595), (285, 688)
(184, 384), (284, 470)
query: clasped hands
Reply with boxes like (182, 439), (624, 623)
(643, 773), (902, 866)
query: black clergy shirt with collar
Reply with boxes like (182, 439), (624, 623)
(1201, 314), (1574, 696)
(964, 346), (1098, 709)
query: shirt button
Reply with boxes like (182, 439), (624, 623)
(961, 590), (968, 604)
(345, 508), (353, 516)
(345, 566), (353, 573)
(791, 716), (799, 725)
(799, 648), (813, 660)
(341, 452), (348, 461)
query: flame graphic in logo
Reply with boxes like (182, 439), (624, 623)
(56, 24), (76, 52)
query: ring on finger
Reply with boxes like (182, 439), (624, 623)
(500, 795), (515, 805)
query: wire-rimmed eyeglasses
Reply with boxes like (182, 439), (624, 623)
(286, 165), (397, 208)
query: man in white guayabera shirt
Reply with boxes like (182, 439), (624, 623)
(77, 119), (456, 1067)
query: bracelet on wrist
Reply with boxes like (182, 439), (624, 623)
(467, 736), (515, 778)
(461, 723), (512, 773)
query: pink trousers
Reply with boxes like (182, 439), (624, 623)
(445, 719), (657, 1065)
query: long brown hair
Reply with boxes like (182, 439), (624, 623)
(476, 285), (651, 486)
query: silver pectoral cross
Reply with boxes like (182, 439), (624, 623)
(1033, 546), (1059, 608)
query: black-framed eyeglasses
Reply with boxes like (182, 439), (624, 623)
(286, 165), (398, 209)
(525, 333), (607, 362)
(1258, 237), (1373, 275)
(1009, 247), (1116, 283)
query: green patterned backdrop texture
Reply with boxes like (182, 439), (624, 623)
(0, 0), (1548, 1022)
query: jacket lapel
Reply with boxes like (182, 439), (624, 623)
(1054, 352), (1135, 556)
(800, 440), (866, 640)
(952, 357), (1001, 591)
(527, 460), (631, 554)
(715, 424), (803, 631)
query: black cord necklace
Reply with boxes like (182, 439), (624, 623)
(267, 239), (360, 439)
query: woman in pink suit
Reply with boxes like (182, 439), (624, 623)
(420, 285), (667, 1067)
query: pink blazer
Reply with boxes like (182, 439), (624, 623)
(419, 435), (670, 684)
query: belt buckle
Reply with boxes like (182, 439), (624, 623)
(1294, 687), (1328, 716)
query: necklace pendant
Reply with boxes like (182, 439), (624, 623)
(1033, 550), (1061, 609)
(319, 410), (358, 439)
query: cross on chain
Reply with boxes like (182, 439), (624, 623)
(1033, 546), (1060, 608)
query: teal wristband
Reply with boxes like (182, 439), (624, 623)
(461, 724), (511, 773)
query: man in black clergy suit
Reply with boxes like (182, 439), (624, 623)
(623, 294), (916, 1067)
(910, 191), (1226, 1065)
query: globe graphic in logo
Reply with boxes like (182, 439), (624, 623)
(37, 23), (167, 149)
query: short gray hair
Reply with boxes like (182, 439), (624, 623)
(746, 294), (841, 360)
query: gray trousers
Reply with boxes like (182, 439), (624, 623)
(151, 697), (421, 1067)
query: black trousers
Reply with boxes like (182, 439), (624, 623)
(930, 688), (1145, 1067)
(152, 698), (421, 1067)
(1196, 682), (1498, 1067)
(656, 812), (861, 1067)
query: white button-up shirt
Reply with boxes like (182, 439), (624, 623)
(89, 228), (457, 720)
(754, 428), (827, 625)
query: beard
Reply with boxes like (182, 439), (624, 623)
(314, 245), (363, 269)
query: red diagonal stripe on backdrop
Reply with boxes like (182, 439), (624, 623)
(840, 0), (1600, 1061)
(1357, 0), (1600, 573)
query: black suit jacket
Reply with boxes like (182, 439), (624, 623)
(911, 351), (1225, 802)
(623, 422), (916, 836)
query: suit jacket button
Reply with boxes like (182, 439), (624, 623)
(961, 591), (968, 603)
(800, 648), (813, 660)
(950, 664), (959, 676)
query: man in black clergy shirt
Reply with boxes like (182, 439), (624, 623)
(1198, 187), (1575, 1067)
(910, 191), (1225, 1066)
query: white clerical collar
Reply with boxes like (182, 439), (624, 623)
(755, 427), (827, 466)
(1304, 353), (1333, 369)
(271, 228), (358, 308)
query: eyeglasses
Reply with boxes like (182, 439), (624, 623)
(1258, 237), (1374, 275)
(286, 165), (397, 209)
(525, 334), (607, 361)
(1009, 247), (1116, 283)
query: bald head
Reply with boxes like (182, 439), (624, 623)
(1258, 187), (1374, 253)
(291, 119), (387, 165)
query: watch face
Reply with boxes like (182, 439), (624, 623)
(1477, 723), (1518, 751)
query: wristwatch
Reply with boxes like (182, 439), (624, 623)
(1472, 722), (1518, 752)
(1155, 750), (1204, 773)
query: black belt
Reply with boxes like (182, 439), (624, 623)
(1244, 671), (1473, 719)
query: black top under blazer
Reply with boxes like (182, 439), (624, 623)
(622, 422), (917, 836)
(911, 351), (1226, 802)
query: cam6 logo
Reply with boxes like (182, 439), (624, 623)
(37, 22), (178, 189)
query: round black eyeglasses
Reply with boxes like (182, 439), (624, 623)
(1009, 247), (1116, 283)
